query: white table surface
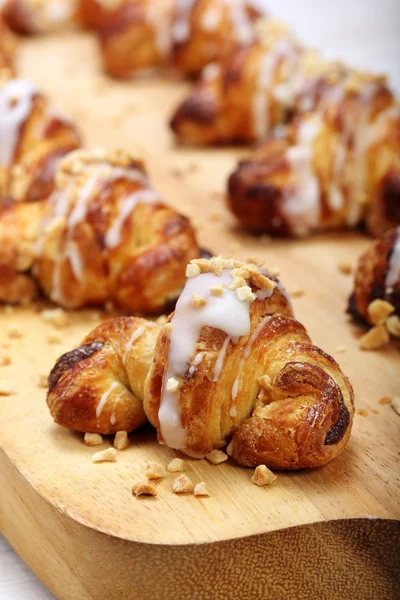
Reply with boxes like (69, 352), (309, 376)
(1, 1), (399, 598)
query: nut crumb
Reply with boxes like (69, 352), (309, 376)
(186, 263), (201, 278)
(40, 308), (68, 328)
(251, 465), (277, 486)
(236, 285), (256, 303)
(132, 481), (158, 497)
(47, 332), (62, 344)
(386, 315), (400, 337)
(367, 299), (395, 326)
(192, 294), (206, 308)
(210, 284), (224, 296)
(114, 431), (129, 450)
(166, 377), (180, 392)
(194, 482), (209, 497)
(167, 458), (185, 472)
(92, 448), (117, 463)
(359, 325), (390, 350)
(38, 374), (48, 388)
(0, 380), (14, 396)
(85, 432), (103, 446)
(0, 355), (11, 367)
(379, 396), (392, 405)
(337, 261), (353, 275)
(291, 289), (305, 298)
(206, 449), (228, 465)
(372, 409), (380, 415)
(146, 462), (166, 480)
(7, 325), (23, 339)
(172, 474), (194, 494)
(357, 408), (369, 417)
(257, 374), (272, 390)
(335, 345), (347, 353)
(156, 314), (168, 325)
(391, 397), (400, 415)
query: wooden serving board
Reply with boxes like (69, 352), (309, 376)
(1, 33), (399, 600)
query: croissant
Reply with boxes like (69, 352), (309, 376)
(227, 73), (400, 237)
(0, 18), (16, 72)
(0, 0), (83, 34)
(47, 256), (354, 470)
(98, 0), (268, 79)
(0, 147), (201, 311)
(349, 227), (400, 327)
(0, 72), (82, 205)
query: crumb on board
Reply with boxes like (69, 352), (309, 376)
(167, 458), (185, 473)
(114, 431), (129, 450)
(251, 465), (277, 487)
(335, 345), (347, 353)
(172, 474), (194, 494)
(47, 332), (62, 344)
(194, 482), (209, 497)
(146, 462), (166, 480)
(206, 449), (228, 465)
(357, 408), (369, 417)
(7, 325), (23, 339)
(367, 299), (395, 326)
(0, 380), (14, 396)
(291, 289), (305, 298)
(40, 308), (68, 328)
(92, 448), (117, 463)
(132, 481), (158, 497)
(359, 325), (390, 351)
(85, 432), (103, 446)
(38, 374), (48, 388)
(337, 261), (353, 275)
(0, 354), (11, 367)
(379, 396), (392, 405)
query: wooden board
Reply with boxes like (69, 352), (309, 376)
(1, 32), (399, 600)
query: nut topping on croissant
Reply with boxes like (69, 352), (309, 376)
(47, 256), (354, 470)
(0, 147), (201, 311)
(0, 73), (82, 204)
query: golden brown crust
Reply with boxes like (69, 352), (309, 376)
(0, 73), (82, 205)
(349, 228), (400, 324)
(0, 19), (17, 72)
(47, 257), (354, 470)
(1, 0), (80, 34)
(77, 0), (125, 30)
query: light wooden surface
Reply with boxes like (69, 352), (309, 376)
(1, 1), (400, 598)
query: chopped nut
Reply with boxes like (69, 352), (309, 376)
(84, 432), (103, 446)
(386, 315), (400, 337)
(0, 380), (14, 396)
(372, 409), (380, 415)
(209, 284), (224, 296)
(47, 332), (62, 344)
(391, 396), (400, 416)
(132, 481), (158, 497)
(236, 285), (256, 303)
(258, 374), (272, 390)
(172, 474), (194, 494)
(194, 482), (209, 497)
(291, 289), (305, 298)
(359, 325), (390, 351)
(186, 263), (201, 278)
(114, 431), (129, 450)
(192, 294), (206, 309)
(229, 276), (247, 291)
(337, 261), (353, 275)
(335, 345), (347, 353)
(146, 462), (166, 480)
(357, 408), (369, 417)
(0, 355), (11, 367)
(166, 377), (180, 392)
(251, 465), (277, 486)
(163, 323), (172, 338)
(92, 448), (117, 463)
(7, 325), (23, 339)
(167, 458), (185, 473)
(379, 396), (392, 405)
(38, 374), (48, 388)
(40, 308), (69, 328)
(156, 314), (168, 325)
(206, 449), (228, 465)
(367, 300), (395, 325)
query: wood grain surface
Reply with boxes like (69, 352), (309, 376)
(1, 4), (400, 598)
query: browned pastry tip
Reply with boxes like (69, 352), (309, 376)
(47, 317), (161, 434)
(0, 73), (82, 204)
(0, 18), (17, 72)
(349, 227), (400, 325)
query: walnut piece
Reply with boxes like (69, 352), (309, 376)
(359, 325), (390, 351)
(85, 432), (103, 446)
(206, 449), (228, 465)
(0, 380), (14, 396)
(236, 285), (256, 303)
(114, 431), (129, 450)
(186, 263), (201, 278)
(0, 354), (11, 367)
(166, 377), (180, 392)
(192, 294), (206, 309)
(251, 465), (277, 487)
(167, 458), (185, 473)
(172, 474), (194, 494)
(367, 299), (395, 325)
(92, 448), (117, 463)
(146, 462), (166, 480)
(386, 315), (400, 337)
(194, 482), (209, 497)
(132, 481), (158, 497)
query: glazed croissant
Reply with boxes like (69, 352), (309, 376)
(0, 18), (16, 72)
(0, 72), (82, 205)
(349, 227), (400, 327)
(97, 0), (268, 79)
(0, 147), (201, 311)
(227, 73), (400, 237)
(47, 256), (354, 470)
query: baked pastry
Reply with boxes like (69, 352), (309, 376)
(0, 72), (82, 204)
(98, 0), (268, 79)
(47, 256), (354, 470)
(348, 228), (400, 346)
(0, 18), (17, 72)
(227, 73), (400, 236)
(0, 147), (201, 310)
(1, 0), (81, 34)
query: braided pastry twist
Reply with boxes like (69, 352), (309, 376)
(227, 73), (400, 237)
(97, 0), (268, 78)
(0, 72), (82, 204)
(0, 148), (201, 310)
(47, 256), (354, 469)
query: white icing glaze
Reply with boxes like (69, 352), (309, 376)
(123, 325), (145, 366)
(213, 335), (231, 382)
(283, 114), (322, 236)
(0, 79), (38, 167)
(158, 269), (257, 451)
(172, 0), (196, 44)
(227, 0), (254, 44)
(386, 227), (400, 293)
(96, 381), (119, 419)
(105, 189), (159, 249)
(65, 241), (84, 282)
(202, 62), (221, 82)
